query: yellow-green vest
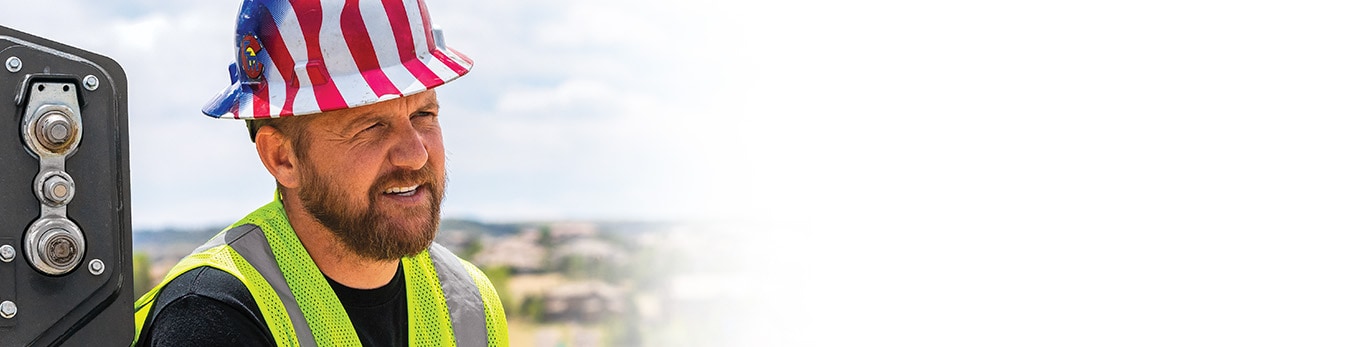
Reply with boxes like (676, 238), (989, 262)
(131, 199), (508, 347)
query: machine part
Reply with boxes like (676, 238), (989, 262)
(88, 259), (103, 276)
(39, 110), (73, 148)
(33, 171), (75, 207)
(82, 75), (98, 91)
(24, 218), (85, 276)
(0, 301), (15, 319)
(0, 244), (14, 262)
(23, 103), (81, 157)
(1, 23), (132, 346)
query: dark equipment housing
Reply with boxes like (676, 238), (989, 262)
(0, 24), (133, 346)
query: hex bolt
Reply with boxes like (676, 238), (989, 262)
(5, 57), (19, 72)
(43, 174), (73, 203)
(25, 218), (85, 276)
(83, 75), (99, 91)
(35, 110), (75, 153)
(47, 121), (69, 144)
(0, 301), (14, 319)
(40, 111), (72, 144)
(0, 245), (13, 262)
(89, 259), (104, 276)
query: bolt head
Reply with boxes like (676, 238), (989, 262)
(89, 259), (104, 275)
(0, 301), (15, 319)
(5, 57), (20, 72)
(82, 75), (99, 91)
(38, 112), (73, 148)
(48, 122), (69, 143)
(42, 175), (74, 205)
(45, 234), (76, 266)
(0, 245), (13, 262)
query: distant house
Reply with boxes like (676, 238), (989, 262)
(549, 237), (628, 277)
(549, 222), (597, 242)
(473, 230), (547, 272)
(542, 280), (626, 322)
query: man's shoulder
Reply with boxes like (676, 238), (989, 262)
(139, 267), (274, 346)
(155, 266), (257, 309)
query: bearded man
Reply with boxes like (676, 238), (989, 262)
(130, 0), (507, 346)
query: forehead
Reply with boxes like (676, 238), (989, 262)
(308, 91), (438, 127)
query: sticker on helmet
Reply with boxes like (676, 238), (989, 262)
(239, 33), (264, 81)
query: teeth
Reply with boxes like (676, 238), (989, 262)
(384, 185), (419, 195)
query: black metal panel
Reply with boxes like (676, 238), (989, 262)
(0, 25), (132, 347)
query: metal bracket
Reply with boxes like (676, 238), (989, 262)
(20, 81), (85, 276)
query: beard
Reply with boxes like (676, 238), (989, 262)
(297, 164), (446, 261)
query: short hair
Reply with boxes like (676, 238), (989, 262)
(245, 116), (312, 159)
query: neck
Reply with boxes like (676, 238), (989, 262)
(280, 191), (399, 289)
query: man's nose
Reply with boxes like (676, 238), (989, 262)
(389, 122), (429, 170)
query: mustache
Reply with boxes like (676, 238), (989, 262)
(369, 165), (442, 195)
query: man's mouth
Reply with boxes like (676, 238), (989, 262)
(383, 184), (420, 197)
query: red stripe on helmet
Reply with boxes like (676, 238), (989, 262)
(253, 78), (270, 118)
(431, 50), (468, 76)
(258, 8), (298, 117)
(294, 0), (349, 111)
(382, 0), (443, 88)
(342, 0), (401, 98)
(228, 97), (242, 118)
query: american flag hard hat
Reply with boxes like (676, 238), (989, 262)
(202, 0), (473, 119)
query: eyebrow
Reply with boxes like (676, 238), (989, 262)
(339, 98), (441, 134)
(415, 98), (439, 113)
(341, 112), (385, 134)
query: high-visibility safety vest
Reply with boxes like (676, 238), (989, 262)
(131, 198), (508, 346)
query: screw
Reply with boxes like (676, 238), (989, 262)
(0, 245), (13, 262)
(5, 57), (19, 72)
(0, 301), (14, 319)
(83, 75), (99, 91)
(89, 259), (104, 275)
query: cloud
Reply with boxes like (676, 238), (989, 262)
(4, 0), (751, 228)
(532, 4), (662, 47)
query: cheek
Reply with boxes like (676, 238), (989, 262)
(424, 131), (445, 164)
(317, 154), (385, 192)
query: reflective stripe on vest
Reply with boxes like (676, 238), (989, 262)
(132, 199), (509, 346)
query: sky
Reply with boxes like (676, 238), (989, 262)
(1, 0), (758, 230)
(9, 1), (1366, 345)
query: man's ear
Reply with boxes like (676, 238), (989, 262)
(255, 126), (302, 189)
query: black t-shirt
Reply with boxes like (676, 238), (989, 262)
(138, 263), (408, 347)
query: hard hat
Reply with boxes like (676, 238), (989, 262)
(202, 0), (473, 120)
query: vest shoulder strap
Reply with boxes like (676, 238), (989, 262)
(132, 224), (304, 347)
(427, 243), (509, 347)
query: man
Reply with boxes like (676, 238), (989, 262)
(131, 0), (507, 346)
